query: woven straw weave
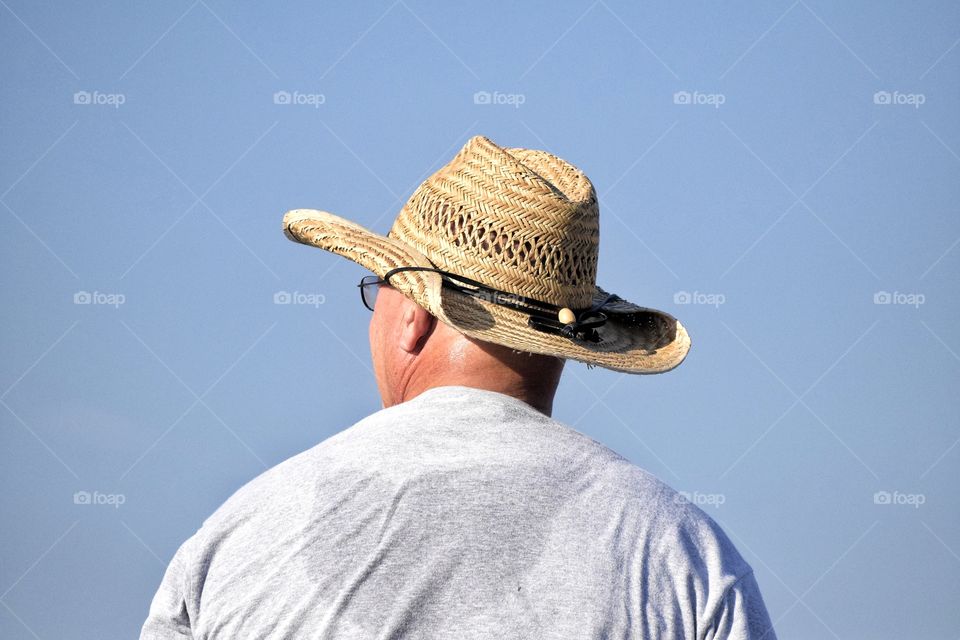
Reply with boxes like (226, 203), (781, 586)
(282, 135), (690, 374)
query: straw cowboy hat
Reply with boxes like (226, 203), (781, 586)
(282, 135), (690, 374)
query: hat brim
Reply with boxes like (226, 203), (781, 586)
(283, 209), (690, 374)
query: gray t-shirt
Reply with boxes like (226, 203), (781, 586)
(141, 385), (776, 639)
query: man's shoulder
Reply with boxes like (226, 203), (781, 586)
(552, 432), (754, 582)
(192, 392), (753, 583)
(197, 410), (385, 530)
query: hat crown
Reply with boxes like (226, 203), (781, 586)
(389, 135), (599, 308)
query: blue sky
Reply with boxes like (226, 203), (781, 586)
(2, 1), (959, 638)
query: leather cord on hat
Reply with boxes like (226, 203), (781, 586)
(527, 292), (617, 344)
(380, 266), (614, 344)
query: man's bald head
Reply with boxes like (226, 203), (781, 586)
(368, 283), (564, 415)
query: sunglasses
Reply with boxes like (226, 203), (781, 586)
(356, 267), (614, 344)
(358, 275), (387, 311)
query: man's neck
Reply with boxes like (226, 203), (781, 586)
(399, 373), (557, 416)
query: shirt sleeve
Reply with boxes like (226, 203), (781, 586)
(139, 536), (196, 640)
(704, 571), (778, 640)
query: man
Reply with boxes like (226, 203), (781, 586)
(141, 135), (777, 638)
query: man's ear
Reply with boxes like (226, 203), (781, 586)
(398, 300), (436, 354)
